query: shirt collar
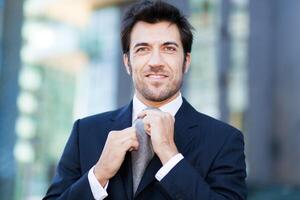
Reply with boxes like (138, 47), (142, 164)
(132, 93), (183, 122)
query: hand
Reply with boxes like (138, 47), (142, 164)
(138, 110), (178, 165)
(94, 127), (139, 186)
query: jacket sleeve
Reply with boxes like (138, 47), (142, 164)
(43, 119), (95, 200)
(158, 130), (247, 200)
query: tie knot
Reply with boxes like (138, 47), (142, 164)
(145, 106), (160, 111)
(134, 107), (160, 124)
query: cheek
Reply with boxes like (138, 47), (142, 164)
(174, 70), (184, 81)
(169, 62), (185, 77)
(130, 60), (146, 77)
(131, 67), (143, 83)
(132, 54), (150, 65)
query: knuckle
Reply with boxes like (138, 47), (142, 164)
(126, 130), (134, 138)
(130, 127), (136, 133)
(108, 131), (115, 138)
(128, 127), (136, 134)
(129, 138), (135, 144)
(135, 141), (139, 148)
(131, 137), (137, 143)
(130, 135), (136, 142)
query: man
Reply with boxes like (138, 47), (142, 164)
(43, 1), (247, 199)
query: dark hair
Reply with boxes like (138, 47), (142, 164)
(121, 0), (194, 55)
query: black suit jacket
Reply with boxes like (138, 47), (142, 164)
(43, 98), (247, 200)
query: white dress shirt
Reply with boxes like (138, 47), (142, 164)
(88, 93), (184, 199)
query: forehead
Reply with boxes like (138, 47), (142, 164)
(130, 21), (182, 47)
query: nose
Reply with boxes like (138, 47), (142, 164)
(148, 49), (164, 67)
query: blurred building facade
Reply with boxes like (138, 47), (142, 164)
(247, 0), (300, 186)
(0, 0), (299, 199)
(0, 0), (23, 199)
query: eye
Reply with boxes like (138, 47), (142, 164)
(136, 47), (149, 53)
(163, 46), (177, 52)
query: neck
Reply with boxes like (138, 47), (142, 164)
(136, 92), (180, 108)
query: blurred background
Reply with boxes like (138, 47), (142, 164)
(0, 0), (299, 199)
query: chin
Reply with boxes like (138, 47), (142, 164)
(143, 90), (178, 102)
(136, 81), (181, 102)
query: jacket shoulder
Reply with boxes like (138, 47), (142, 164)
(183, 99), (242, 137)
(77, 105), (128, 129)
(197, 111), (242, 136)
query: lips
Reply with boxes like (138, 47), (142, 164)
(146, 74), (168, 79)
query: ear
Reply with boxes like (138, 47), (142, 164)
(123, 53), (131, 75)
(183, 53), (191, 73)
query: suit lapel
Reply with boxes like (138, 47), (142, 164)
(173, 98), (200, 153)
(134, 98), (199, 198)
(110, 102), (134, 200)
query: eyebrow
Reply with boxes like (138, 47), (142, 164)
(133, 41), (179, 49)
(163, 42), (179, 47)
(133, 43), (149, 49)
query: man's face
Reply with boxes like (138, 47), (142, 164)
(124, 21), (191, 105)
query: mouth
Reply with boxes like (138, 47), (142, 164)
(145, 74), (168, 79)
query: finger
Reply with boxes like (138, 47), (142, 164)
(137, 110), (148, 119)
(129, 141), (139, 151)
(142, 115), (160, 125)
(129, 147), (134, 151)
(143, 123), (151, 135)
(117, 127), (137, 137)
(141, 115), (151, 131)
(122, 126), (136, 133)
(109, 127), (135, 140)
(118, 129), (137, 144)
(123, 137), (139, 151)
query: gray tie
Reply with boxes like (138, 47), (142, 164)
(131, 116), (154, 194)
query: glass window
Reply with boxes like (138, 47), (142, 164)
(228, 0), (249, 130)
(187, 0), (220, 118)
(15, 1), (121, 199)
(187, 0), (249, 131)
